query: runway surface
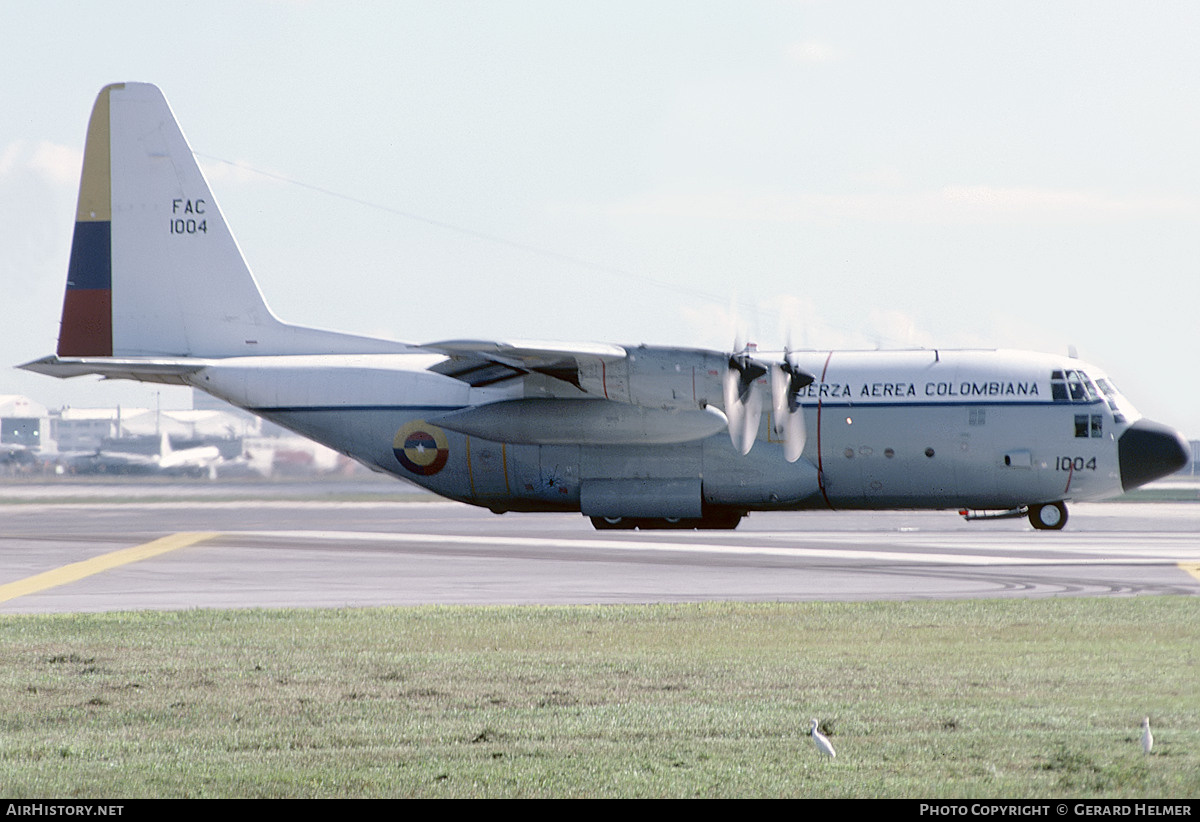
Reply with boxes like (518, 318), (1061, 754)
(2, 496), (1198, 613)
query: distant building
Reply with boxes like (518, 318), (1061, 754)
(51, 405), (260, 453)
(118, 408), (261, 440)
(52, 407), (141, 452)
(0, 395), (49, 450)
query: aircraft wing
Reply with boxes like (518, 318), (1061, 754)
(423, 339), (627, 389)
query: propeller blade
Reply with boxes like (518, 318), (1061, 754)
(770, 354), (814, 462)
(722, 366), (746, 451)
(738, 377), (763, 454)
(782, 400), (806, 462)
(771, 363), (791, 435)
(723, 345), (767, 455)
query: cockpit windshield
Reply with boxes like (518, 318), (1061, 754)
(1094, 377), (1129, 423)
(1052, 369), (1134, 424)
(1051, 370), (1098, 402)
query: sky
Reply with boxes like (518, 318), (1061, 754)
(2, 1), (1198, 435)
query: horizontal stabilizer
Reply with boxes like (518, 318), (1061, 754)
(18, 355), (209, 385)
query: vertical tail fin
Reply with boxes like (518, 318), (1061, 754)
(58, 85), (116, 356)
(54, 83), (407, 359)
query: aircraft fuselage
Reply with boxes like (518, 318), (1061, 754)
(189, 346), (1176, 527)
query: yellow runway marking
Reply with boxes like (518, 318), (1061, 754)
(0, 532), (219, 604)
(1181, 563), (1200, 584)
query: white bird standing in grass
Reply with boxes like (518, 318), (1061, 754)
(810, 718), (836, 758)
(1142, 717), (1153, 755)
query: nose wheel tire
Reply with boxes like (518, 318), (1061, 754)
(1029, 501), (1068, 530)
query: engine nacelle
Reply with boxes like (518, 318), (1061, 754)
(576, 345), (732, 413)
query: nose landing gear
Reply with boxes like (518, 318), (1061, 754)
(960, 501), (1069, 530)
(1028, 501), (1068, 530)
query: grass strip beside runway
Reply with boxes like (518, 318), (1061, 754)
(1, 597), (1197, 798)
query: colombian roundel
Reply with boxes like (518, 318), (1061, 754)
(393, 420), (450, 476)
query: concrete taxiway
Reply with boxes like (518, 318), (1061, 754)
(1, 492), (1198, 613)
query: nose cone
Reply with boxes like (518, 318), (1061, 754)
(1119, 419), (1191, 492)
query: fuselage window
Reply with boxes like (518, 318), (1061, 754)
(1075, 414), (1103, 438)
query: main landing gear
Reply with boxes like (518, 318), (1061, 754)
(590, 509), (745, 531)
(960, 501), (1069, 530)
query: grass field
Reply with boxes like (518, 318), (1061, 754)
(1, 597), (1196, 798)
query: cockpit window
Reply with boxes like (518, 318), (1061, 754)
(1075, 371), (1097, 400)
(1094, 378), (1127, 423)
(1051, 370), (1097, 403)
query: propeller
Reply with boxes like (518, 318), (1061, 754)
(722, 341), (767, 455)
(770, 349), (815, 463)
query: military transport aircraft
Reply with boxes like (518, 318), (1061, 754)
(20, 83), (1190, 530)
